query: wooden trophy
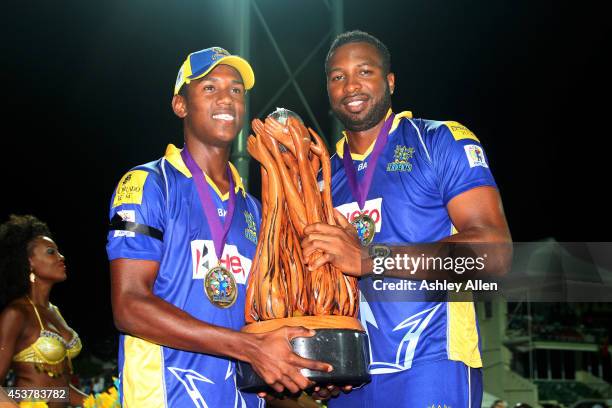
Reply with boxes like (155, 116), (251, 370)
(236, 108), (370, 392)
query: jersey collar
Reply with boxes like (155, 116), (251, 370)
(335, 110), (413, 161)
(164, 144), (246, 200)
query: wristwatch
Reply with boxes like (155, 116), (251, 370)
(369, 243), (391, 279)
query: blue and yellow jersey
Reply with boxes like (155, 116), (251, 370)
(107, 144), (263, 408)
(330, 111), (496, 374)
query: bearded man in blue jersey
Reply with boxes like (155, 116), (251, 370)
(302, 31), (512, 407)
(107, 47), (331, 407)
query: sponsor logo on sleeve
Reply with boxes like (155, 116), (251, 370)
(335, 198), (383, 233)
(190, 240), (251, 284)
(464, 144), (489, 168)
(445, 121), (480, 142)
(112, 170), (148, 207)
(113, 210), (136, 237)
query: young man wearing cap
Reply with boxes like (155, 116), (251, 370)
(107, 47), (331, 407)
(302, 31), (511, 406)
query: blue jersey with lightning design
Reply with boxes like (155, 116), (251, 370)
(330, 111), (496, 374)
(107, 144), (264, 408)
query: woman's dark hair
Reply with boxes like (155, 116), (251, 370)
(0, 215), (51, 309)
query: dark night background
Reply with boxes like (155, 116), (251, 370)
(2, 1), (609, 359)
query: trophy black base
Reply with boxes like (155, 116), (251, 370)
(236, 328), (370, 393)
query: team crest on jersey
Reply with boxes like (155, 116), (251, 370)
(243, 211), (257, 244)
(191, 240), (251, 284)
(464, 144), (489, 168)
(335, 198), (383, 233)
(386, 145), (415, 172)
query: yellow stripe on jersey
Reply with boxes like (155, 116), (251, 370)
(389, 110), (414, 134)
(446, 224), (481, 367)
(122, 336), (165, 408)
(429, 158), (482, 368)
(112, 170), (149, 207)
(164, 143), (191, 178)
(163, 144), (246, 200)
(444, 121), (480, 142)
(335, 110), (413, 161)
(447, 299), (483, 368)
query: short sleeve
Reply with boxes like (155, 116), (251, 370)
(106, 166), (166, 262)
(428, 121), (497, 205)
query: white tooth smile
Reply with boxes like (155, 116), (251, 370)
(213, 114), (234, 121)
(347, 101), (364, 107)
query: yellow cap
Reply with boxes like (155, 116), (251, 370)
(174, 47), (255, 95)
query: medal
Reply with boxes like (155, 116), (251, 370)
(204, 265), (237, 308)
(351, 213), (376, 246)
(181, 148), (238, 308)
(342, 113), (395, 246)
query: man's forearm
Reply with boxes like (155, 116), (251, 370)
(114, 292), (256, 363)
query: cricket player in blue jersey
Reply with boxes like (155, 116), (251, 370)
(302, 31), (512, 407)
(107, 47), (331, 407)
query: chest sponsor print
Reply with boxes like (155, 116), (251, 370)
(335, 198), (383, 233)
(190, 240), (251, 284)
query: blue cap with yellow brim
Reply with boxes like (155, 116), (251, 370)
(173, 47), (255, 95)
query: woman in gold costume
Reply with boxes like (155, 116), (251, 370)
(0, 215), (87, 407)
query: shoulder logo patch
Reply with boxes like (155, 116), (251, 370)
(445, 121), (480, 142)
(386, 145), (415, 172)
(464, 144), (489, 168)
(112, 210), (136, 237)
(112, 170), (148, 207)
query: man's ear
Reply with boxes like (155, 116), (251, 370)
(172, 94), (188, 118)
(387, 72), (395, 95)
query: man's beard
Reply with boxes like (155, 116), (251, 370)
(331, 84), (392, 132)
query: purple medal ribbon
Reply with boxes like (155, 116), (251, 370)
(181, 148), (236, 260)
(342, 113), (395, 209)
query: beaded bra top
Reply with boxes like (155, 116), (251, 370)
(12, 297), (82, 377)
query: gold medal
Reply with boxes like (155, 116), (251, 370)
(352, 213), (376, 246)
(204, 265), (237, 308)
